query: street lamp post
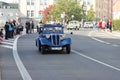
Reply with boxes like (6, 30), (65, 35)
(61, 12), (65, 26)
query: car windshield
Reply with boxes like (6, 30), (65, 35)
(43, 27), (63, 34)
(69, 21), (79, 24)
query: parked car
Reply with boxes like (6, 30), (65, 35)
(35, 24), (71, 54)
(67, 20), (80, 30)
(83, 22), (94, 28)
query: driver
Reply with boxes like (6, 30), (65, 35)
(52, 27), (57, 32)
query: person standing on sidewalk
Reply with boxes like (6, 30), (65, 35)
(4, 22), (9, 40)
(98, 19), (102, 30)
(0, 29), (3, 42)
(109, 19), (112, 32)
(37, 21), (43, 34)
(31, 21), (34, 33)
(25, 21), (30, 34)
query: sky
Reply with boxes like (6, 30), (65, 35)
(0, 0), (18, 3)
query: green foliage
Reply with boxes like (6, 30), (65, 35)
(49, 0), (84, 21)
(86, 5), (95, 21)
(112, 20), (120, 31)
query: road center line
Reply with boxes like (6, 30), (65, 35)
(91, 37), (111, 44)
(13, 35), (32, 80)
(72, 50), (120, 72)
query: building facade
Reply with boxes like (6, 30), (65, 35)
(113, 0), (120, 19)
(19, 0), (54, 19)
(0, 1), (19, 27)
(79, 0), (113, 20)
(95, 0), (112, 20)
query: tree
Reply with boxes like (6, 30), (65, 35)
(49, 0), (84, 21)
(42, 5), (54, 23)
(86, 5), (95, 21)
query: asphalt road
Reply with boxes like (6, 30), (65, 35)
(0, 29), (120, 80)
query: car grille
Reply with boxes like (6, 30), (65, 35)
(51, 35), (60, 46)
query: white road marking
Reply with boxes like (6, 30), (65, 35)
(1, 41), (14, 45)
(91, 37), (111, 45)
(3, 40), (14, 43)
(88, 31), (120, 46)
(0, 45), (13, 49)
(112, 44), (119, 47)
(72, 50), (120, 72)
(13, 35), (32, 80)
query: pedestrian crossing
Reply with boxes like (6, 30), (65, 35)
(0, 38), (15, 49)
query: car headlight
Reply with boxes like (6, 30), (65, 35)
(46, 34), (50, 38)
(60, 34), (66, 40)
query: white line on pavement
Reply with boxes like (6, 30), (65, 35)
(112, 44), (119, 47)
(91, 37), (111, 45)
(72, 50), (120, 72)
(13, 35), (32, 80)
(0, 45), (13, 49)
(88, 31), (120, 47)
(1, 41), (14, 45)
(3, 40), (14, 43)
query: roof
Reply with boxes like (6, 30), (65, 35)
(0, 1), (18, 9)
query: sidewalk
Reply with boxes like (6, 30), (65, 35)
(90, 29), (120, 39)
(106, 31), (120, 37)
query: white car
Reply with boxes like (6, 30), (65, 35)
(84, 22), (93, 28)
(67, 20), (80, 30)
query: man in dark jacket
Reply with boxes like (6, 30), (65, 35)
(4, 22), (9, 39)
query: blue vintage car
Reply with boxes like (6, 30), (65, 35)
(35, 24), (71, 54)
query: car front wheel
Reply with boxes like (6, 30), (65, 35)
(65, 44), (71, 54)
(38, 43), (41, 51)
(41, 45), (46, 54)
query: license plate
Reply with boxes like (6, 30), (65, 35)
(51, 47), (62, 50)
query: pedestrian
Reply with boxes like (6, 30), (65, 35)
(17, 23), (23, 35)
(102, 20), (106, 30)
(106, 20), (109, 31)
(37, 21), (43, 34)
(31, 21), (34, 33)
(4, 22), (9, 40)
(9, 22), (14, 38)
(99, 19), (102, 29)
(0, 29), (3, 42)
(109, 19), (112, 32)
(25, 21), (30, 34)
(13, 20), (17, 35)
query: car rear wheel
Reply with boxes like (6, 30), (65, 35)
(65, 44), (71, 54)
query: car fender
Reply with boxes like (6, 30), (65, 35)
(39, 38), (51, 45)
(61, 38), (71, 46)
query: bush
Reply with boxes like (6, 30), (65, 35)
(112, 20), (120, 31)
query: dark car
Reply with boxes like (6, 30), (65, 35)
(35, 24), (71, 54)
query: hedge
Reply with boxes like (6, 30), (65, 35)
(112, 20), (120, 31)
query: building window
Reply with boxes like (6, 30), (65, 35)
(40, 0), (48, 5)
(27, 10), (30, 17)
(31, 0), (34, 5)
(27, 0), (30, 5)
(31, 10), (34, 17)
